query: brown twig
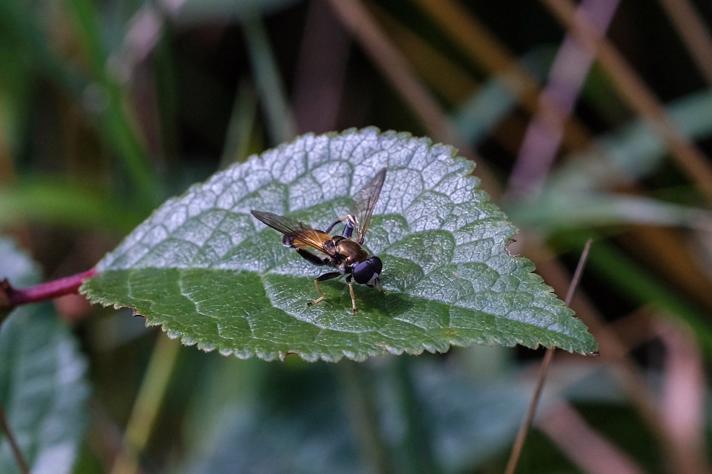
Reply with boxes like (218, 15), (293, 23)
(527, 241), (693, 472)
(0, 407), (30, 474)
(659, 0), (712, 85)
(541, 0), (712, 201)
(0, 268), (96, 310)
(504, 238), (592, 474)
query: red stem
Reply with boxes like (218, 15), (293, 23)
(2, 268), (97, 308)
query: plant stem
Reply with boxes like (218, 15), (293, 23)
(0, 407), (30, 474)
(337, 362), (393, 474)
(111, 335), (181, 474)
(243, 14), (296, 145)
(504, 238), (593, 474)
(392, 357), (440, 474)
(0, 268), (96, 309)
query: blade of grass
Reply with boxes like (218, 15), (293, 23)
(337, 362), (393, 474)
(391, 358), (441, 474)
(0, 180), (143, 233)
(659, 0), (712, 85)
(507, 0), (620, 199)
(452, 48), (555, 147)
(529, 242), (683, 457)
(372, 4), (478, 105)
(623, 226), (712, 309)
(557, 233), (712, 353)
(541, 0), (712, 201)
(552, 89), (712, 192)
(413, 0), (592, 152)
(66, 0), (161, 208)
(243, 14), (297, 144)
(110, 336), (181, 474)
(220, 82), (258, 167)
(328, 1), (457, 145)
(153, 19), (180, 164)
(117, 1), (183, 79)
(0, 0), (85, 96)
(2, 0), (159, 209)
(373, 4), (547, 156)
(504, 238), (592, 474)
(293, 1), (350, 133)
(508, 191), (712, 233)
(658, 320), (710, 473)
(538, 402), (644, 474)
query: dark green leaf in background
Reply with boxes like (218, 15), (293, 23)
(82, 129), (597, 361)
(182, 359), (623, 474)
(0, 239), (90, 474)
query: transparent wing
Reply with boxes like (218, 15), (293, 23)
(351, 168), (387, 244)
(251, 210), (332, 255)
(251, 210), (306, 235)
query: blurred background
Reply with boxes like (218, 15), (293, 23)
(1, 0), (711, 472)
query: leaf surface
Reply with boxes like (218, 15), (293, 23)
(0, 239), (89, 474)
(82, 129), (596, 361)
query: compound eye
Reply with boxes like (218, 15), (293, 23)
(352, 262), (374, 285)
(352, 257), (382, 285)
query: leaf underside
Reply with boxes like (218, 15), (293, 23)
(82, 129), (597, 361)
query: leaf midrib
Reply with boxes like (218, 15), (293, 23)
(89, 267), (589, 347)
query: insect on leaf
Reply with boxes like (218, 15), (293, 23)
(81, 129), (597, 362)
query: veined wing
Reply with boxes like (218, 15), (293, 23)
(251, 210), (333, 255)
(351, 168), (387, 244)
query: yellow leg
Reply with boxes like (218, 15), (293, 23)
(348, 282), (357, 314)
(308, 279), (326, 306)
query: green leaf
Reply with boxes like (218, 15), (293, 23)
(0, 238), (89, 474)
(182, 359), (622, 473)
(82, 129), (597, 361)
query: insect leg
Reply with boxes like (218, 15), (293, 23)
(324, 218), (344, 234)
(342, 222), (355, 239)
(296, 249), (329, 266)
(348, 282), (357, 313)
(307, 271), (341, 306)
(324, 215), (357, 238)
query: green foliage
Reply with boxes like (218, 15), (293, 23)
(453, 46), (555, 144)
(0, 180), (142, 233)
(553, 89), (712, 192)
(0, 239), (89, 474)
(177, 0), (301, 23)
(182, 358), (622, 473)
(82, 129), (596, 361)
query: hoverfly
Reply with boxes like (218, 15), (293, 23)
(251, 168), (386, 313)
